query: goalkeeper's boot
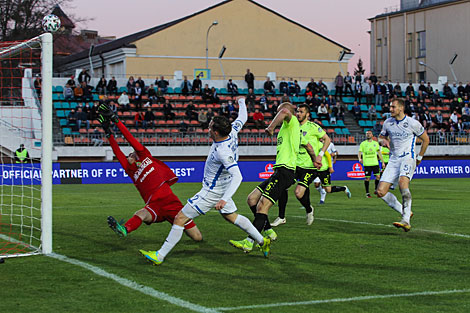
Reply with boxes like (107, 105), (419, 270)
(139, 250), (163, 266)
(271, 217), (286, 227)
(229, 238), (254, 253)
(345, 186), (352, 199)
(263, 228), (277, 241)
(393, 220), (411, 232)
(259, 237), (271, 258)
(107, 216), (128, 238)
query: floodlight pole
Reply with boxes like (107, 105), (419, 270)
(449, 53), (458, 82)
(419, 61), (439, 82)
(205, 21), (218, 69)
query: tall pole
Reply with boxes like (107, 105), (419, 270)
(205, 21), (218, 69)
(419, 62), (439, 83)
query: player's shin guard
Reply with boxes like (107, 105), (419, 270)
(158, 224), (184, 260)
(234, 215), (264, 244)
(253, 213), (268, 233)
(381, 192), (403, 214)
(401, 188), (412, 223)
(124, 215), (143, 233)
(277, 189), (288, 219)
(299, 190), (312, 213)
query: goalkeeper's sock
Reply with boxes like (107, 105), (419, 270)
(124, 215), (142, 233)
(158, 224), (184, 260)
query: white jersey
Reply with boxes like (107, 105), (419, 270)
(327, 142), (337, 155)
(380, 115), (425, 160)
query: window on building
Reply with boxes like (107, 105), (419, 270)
(417, 31), (426, 57)
(376, 38), (382, 47)
(384, 37), (387, 46)
(407, 33), (413, 59)
(418, 71), (426, 82)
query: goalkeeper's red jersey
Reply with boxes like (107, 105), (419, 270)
(109, 121), (177, 203)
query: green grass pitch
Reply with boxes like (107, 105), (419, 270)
(1, 178), (470, 312)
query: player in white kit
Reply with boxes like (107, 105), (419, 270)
(140, 97), (271, 265)
(376, 98), (429, 232)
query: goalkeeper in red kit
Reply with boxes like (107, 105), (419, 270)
(97, 104), (202, 241)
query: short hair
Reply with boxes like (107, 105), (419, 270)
(298, 103), (310, 113)
(393, 98), (405, 108)
(211, 116), (231, 137)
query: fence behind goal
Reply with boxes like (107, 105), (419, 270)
(0, 34), (53, 258)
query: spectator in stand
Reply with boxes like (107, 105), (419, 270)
(185, 101), (198, 121)
(134, 111), (144, 129)
(252, 108), (265, 129)
(143, 107), (155, 129)
(66, 75), (76, 88)
(134, 82), (143, 111)
(354, 80), (363, 104)
(198, 109), (209, 129)
(317, 102), (329, 120)
(344, 72), (353, 96)
(368, 104), (377, 121)
(96, 76), (107, 95)
(417, 90), (426, 103)
(451, 96), (461, 114)
(425, 82), (433, 97)
(279, 77), (288, 95)
(456, 119), (465, 135)
(382, 102), (391, 119)
(293, 80), (301, 96)
(219, 102), (229, 118)
(227, 78), (239, 97)
(244, 68), (255, 90)
(330, 103), (338, 124)
(405, 82), (415, 97)
(74, 83), (84, 101)
(126, 76), (136, 95)
(180, 76), (192, 96)
(136, 77), (145, 91)
(210, 87), (219, 104)
(451, 82), (458, 97)
(163, 99), (175, 121)
(156, 87), (165, 104)
(287, 78), (296, 96)
(435, 110), (445, 129)
(192, 75), (202, 94)
(91, 127), (104, 146)
(259, 93), (268, 112)
(82, 81), (93, 102)
(457, 82), (465, 97)
(338, 102), (346, 121)
(437, 128), (446, 143)
(450, 110), (459, 126)
(156, 76), (169, 93)
(64, 83), (74, 101)
(67, 109), (78, 131)
(465, 82), (470, 97)
(376, 81), (385, 106)
(89, 101), (100, 121)
(372, 120), (382, 137)
(355, 71), (363, 84)
(118, 91), (130, 112)
(418, 81), (427, 95)
(384, 80), (393, 103)
(307, 78), (318, 95)
(335, 72), (344, 100)
(364, 80), (374, 105)
(270, 100), (279, 117)
(201, 84), (212, 104)
(147, 84), (157, 104)
(369, 72), (378, 84)
(207, 108), (215, 122)
(246, 88), (256, 112)
(326, 95), (336, 109)
(34, 76), (42, 97)
(422, 110), (432, 130)
(227, 100), (235, 116)
(462, 103), (470, 129)
(76, 107), (89, 130)
(352, 101), (361, 121)
(107, 76), (118, 95)
(443, 82), (453, 99)
(263, 77), (275, 96)
(318, 79), (328, 97)
(432, 89), (442, 106)
(78, 69), (91, 85)
(305, 86), (313, 98)
(393, 82), (402, 97)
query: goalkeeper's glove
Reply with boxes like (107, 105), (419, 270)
(97, 114), (113, 138)
(97, 103), (119, 123)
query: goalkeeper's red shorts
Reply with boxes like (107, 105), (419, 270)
(144, 183), (196, 229)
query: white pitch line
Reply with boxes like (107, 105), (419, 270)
(291, 214), (470, 239)
(47, 253), (220, 313)
(215, 289), (470, 311)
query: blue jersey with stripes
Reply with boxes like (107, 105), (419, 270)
(202, 118), (244, 190)
(380, 115), (425, 160)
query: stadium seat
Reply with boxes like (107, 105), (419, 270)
(365, 120), (374, 127)
(360, 105), (368, 111)
(358, 120), (366, 127)
(53, 102), (62, 110)
(119, 87), (127, 93)
(336, 120), (345, 127)
(375, 105), (382, 112)
(56, 111), (66, 118)
(311, 112), (318, 119)
(342, 128), (351, 135)
(70, 102), (78, 109)
(62, 128), (72, 135)
(322, 120), (330, 127)
(334, 128), (343, 135)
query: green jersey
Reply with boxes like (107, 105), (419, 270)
(380, 146), (390, 163)
(275, 116), (300, 171)
(297, 122), (326, 169)
(359, 140), (380, 166)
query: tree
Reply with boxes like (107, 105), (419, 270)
(0, 0), (72, 41)
(354, 58), (365, 77)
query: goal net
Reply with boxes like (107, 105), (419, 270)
(0, 33), (53, 258)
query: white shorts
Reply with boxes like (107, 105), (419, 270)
(182, 187), (238, 219)
(313, 177), (321, 184)
(380, 157), (416, 184)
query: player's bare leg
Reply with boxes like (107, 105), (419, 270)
(294, 185), (314, 225)
(184, 225), (203, 242)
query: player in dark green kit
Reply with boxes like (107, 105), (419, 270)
(358, 130), (384, 197)
(229, 102), (300, 253)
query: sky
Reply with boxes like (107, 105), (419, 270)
(66, 0), (400, 74)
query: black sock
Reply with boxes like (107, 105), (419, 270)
(264, 218), (272, 231)
(278, 189), (288, 219)
(375, 179), (379, 190)
(365, 180), (370, 193)
(331, 186), (346, 193)
(298, 189), (312, 213)
(249, 205), (257, 217)
(253, 213), (267, 232)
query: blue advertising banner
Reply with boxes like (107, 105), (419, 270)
(1, 159), (469, 185)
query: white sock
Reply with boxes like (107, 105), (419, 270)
(158, 224), (184, 261)
(320, 188), (327, 202)
(381, 192), (403, 214)
(315, 185), (323, 194)
(401, 188), (412, 223)
(234, 215), (264, 244)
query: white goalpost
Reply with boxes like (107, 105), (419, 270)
(0, 33), (53, 258)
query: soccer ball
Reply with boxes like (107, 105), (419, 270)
(42, 14), (61, 33)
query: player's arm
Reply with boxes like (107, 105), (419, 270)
(305, 142), (322, 169)
(265, 107), (292, 136)
(215, 151), (243, 210)
(232, 97), (247, 133)
(378, 122), (390, 148)
(326, 150), (334, 173)
(316, 133), (330, 165)
(377, 149), (384, 163)
(108, 134), (130, 172)
(416, 130), (430, 166)
(357, 145), (363, 164)
(332, 151), (338, 164)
